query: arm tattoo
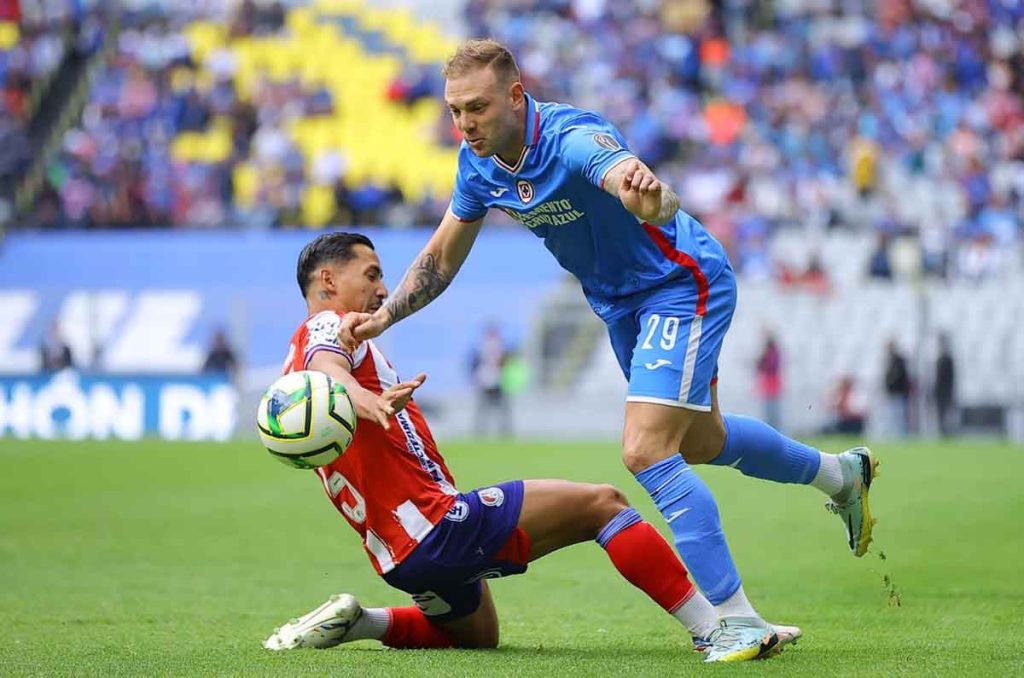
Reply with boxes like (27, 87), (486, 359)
(384, 252), (452, 325)
(655, 187), (681, 224)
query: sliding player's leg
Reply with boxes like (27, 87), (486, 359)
(516, 479), (720, 644)
(261, 583), (500, 650)
(263, 589), (463, 650)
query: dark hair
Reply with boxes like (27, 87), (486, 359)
(296, 232), (374, 297)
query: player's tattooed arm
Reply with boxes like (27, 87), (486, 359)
(378, 209), (483, 326)
(383, 252), (453, 325)
(342, 209), (484, 348)
(603, 157), (680, 225)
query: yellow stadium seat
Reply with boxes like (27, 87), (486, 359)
(174, 1), (466, 215)
(286, 7), (314, 34)
(0, 22), (20, 51)
(203, 128), (233, 163)
(302, 185), (336, 227)
(184, 21), (225, 63)
(233, 163), (259, 207)
(170, 132), (203, 163)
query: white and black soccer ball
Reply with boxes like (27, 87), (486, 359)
(256, 370), (356, 469)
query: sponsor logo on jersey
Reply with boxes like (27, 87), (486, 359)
(593, 133), (621, 151)
(516, 179), (534, 204)
(306, 312), (342, 348)
(445, 500), (471, 522)
(498, 198), (585, 230)
(477, 487), (505, 507)
(489, 187), (509, 197)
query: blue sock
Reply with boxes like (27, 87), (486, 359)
(711, 414), (821, 484)
(635, 455), (740, 605)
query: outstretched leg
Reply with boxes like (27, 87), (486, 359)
(683, 384), (879, 556)
(263, 584), (499, 651)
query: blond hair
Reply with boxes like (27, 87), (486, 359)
(442, 38), (521, 84)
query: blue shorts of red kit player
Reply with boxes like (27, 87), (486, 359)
(383, 480), (529, 621)
(606, 265), (737, 412)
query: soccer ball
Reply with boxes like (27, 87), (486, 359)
(256, 370), (356, 469)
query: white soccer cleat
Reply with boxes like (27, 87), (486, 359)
(769, 623), (802, 654)
(263, 593), (363, 650)
(694, 621), (801, 657)
(703, 616), (779, 662)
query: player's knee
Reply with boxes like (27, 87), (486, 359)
(622, 434), (665, 474)
(590, 483), (629, 529)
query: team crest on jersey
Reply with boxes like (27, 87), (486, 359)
(445, 500), (470, 522)
(593, 133), (621, 151)
(477, 487), (505, 507)
(516, 179), (534, 204)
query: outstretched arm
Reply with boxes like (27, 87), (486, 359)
(601, 157), (680, 225)
(340, 208), (484, 347)
(308, 350), (425, 430)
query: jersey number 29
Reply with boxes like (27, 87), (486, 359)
(640, 314), (680, 351)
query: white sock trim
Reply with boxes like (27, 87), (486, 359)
(714, 585), (760, 620)
(345, 607), (390, 642)
(811, 453), (845, 497)
(672, 590), (719, 638)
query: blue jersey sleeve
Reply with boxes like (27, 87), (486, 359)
(558, 118), (635, 189)
(450, 149), (488, 222)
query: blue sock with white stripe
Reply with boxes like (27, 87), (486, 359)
(710, 414), (821, 484)
(635, 455), (741, 605)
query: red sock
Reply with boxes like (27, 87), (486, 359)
(381, 607), (455, 649)
(603, 520), (695, 613)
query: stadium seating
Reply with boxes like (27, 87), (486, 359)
(172, 0), (462, 226)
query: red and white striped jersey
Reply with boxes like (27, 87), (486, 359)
(283, 310), (458, 575)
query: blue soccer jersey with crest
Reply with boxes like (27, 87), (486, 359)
(450, 93), (729, 322)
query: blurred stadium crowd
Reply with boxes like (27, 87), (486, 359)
(1, 0), (1023, 282)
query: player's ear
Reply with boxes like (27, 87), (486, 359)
(508, 80), (524, 109)
(319, 266), (334, 293)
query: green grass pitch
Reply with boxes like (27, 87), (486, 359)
(2, 437), (1023, 676)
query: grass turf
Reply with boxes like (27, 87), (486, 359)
(1, 437), (1022, 676)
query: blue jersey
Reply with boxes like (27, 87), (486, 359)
(450, 93), (729, 321)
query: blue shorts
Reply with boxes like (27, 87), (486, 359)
(383, 480), (528, 621)
(607, 266), (736, 411)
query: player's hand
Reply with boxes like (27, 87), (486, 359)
(350, 388), (398, 429)
(381, 372), (427, 415)
(351, 373), (427, 430)
(338, 312), (388, 352)
(618, 159), (663, 222)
